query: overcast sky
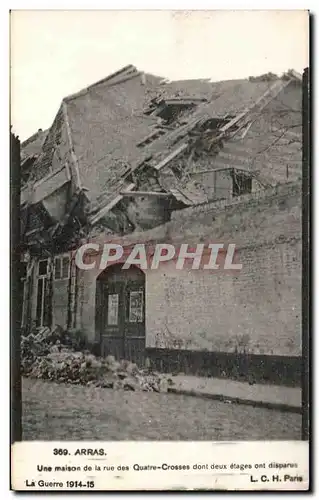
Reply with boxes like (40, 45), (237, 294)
(10, 10), (308, 141)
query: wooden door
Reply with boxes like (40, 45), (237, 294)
(96, 265), (145, 365)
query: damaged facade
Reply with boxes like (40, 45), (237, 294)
(19, 65), (303, 384)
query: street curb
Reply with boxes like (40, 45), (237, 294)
(167, 387), (302, 414)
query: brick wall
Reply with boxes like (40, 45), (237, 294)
(145, 240), (301, 356)
(75, 182), (301, 357)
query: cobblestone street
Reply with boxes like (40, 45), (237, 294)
(22, 378), (301, 441)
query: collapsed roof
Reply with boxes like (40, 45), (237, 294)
(20, 65), (302, 248)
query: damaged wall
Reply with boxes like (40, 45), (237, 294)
(75, 182), (301, 357)
(145, 183), (302, 356)
(21, 73), (303, 361)
(125, 195), (172, 231)
(42, 184), (69, 222)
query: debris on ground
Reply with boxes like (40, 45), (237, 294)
(21, 326), (174, 392)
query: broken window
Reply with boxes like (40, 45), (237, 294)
(156, 103), (194, 125)
(232, 171), (252, 197)
(199, 118), (231, 131)
(54, 255), (70, 280)
(38, 259), (48, 276)
(152, 97), (208, 125)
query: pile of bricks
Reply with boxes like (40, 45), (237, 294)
(21, 326), (174, 392)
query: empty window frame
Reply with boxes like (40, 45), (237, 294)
(54, 255), (70, 280)
(38, 259), (48, 276)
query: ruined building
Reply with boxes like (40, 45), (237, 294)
(19, 65), (303, 384)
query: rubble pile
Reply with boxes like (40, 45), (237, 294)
(21, 326), (174, 392)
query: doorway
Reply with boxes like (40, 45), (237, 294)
(95, 264), (146, 365)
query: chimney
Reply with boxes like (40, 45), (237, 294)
(141, 72), (146, 86)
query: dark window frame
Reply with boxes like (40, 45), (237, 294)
(38, 259), (48, 277)
(54, 254), (70, 281)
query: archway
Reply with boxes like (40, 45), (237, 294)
(95, 264), (145, 364)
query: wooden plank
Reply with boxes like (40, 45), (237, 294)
(188, 167), (235, 176)
(152, 143), (188, 171)
(219, 79), (292, 137)
(163, 97), (207, 105)
(120, 190), (170, 197)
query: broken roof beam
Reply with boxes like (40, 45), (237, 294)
(152, 143), (189, 171)
(162, 115), (205, 143)
(207, 78), (294, 145)
(21, 154), (38, 166)
(119, 190), (171, 197)
(188, 166), (238, 176)
(162, 97), (208, 105)
(89, 183), (136, 225)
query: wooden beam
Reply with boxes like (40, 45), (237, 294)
(188, 167), (234, 176)
(152, 143), (188, 171)
(188, 166), (252, 176)
(120, 190), (171, 197)
(163, 97), (207, 105)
